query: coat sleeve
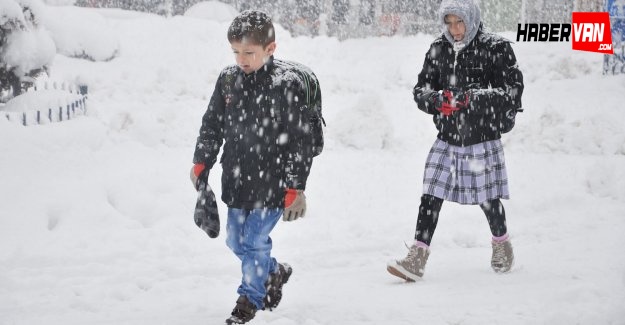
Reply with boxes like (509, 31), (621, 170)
(413, 44), (442, 115)
(192, 75), (225, 169)
(283, 83), (314, 191)
(465, 42), (524, 115)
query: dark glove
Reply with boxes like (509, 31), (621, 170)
(190, 163), (208, 191)
(283, 189), (306, 221)
(436, 89), (469, 116)
(194, 177), (220, 238)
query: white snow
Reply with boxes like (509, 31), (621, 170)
(0, 0), (56, 76)
(183, 1), (238, 23)
(1, 3), (625, 325)
(1, 27), (55, 74)
(0, 0), (24, 26)
(38, 5), (120, 61)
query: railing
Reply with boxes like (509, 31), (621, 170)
(2, 82), (89, 126)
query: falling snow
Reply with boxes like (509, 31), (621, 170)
(1, 1), (624, 325)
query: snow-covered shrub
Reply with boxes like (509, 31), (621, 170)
(38, 5), (119, 62)
(1, 0), (55, 99)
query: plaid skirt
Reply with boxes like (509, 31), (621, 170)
(422, 138), (510, 205)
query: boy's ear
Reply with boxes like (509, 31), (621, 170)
(265, 42), (276, 56)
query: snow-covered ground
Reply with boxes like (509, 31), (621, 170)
(1, 3), (625, 325)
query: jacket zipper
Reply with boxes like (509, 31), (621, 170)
(452, 48), (465, 145)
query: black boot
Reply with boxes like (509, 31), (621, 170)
(263, 263), (293, 311)
(225, 295), (257, 324)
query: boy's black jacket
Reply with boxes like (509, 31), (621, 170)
(194, 56), (314, 209)
(413, 27), (524, 146)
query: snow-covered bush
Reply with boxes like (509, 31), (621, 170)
(38, 5), (119, 62)
(1, 0), (55, 99)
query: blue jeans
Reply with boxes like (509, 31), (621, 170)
(226, 208), (282, 309)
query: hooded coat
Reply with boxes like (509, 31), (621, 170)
(193, 57), (315, 209)
(413, 0), (524, 147)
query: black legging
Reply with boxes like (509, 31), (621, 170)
(414, 194), (507, 246)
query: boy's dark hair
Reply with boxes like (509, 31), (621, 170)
(227, 10), (275, 47)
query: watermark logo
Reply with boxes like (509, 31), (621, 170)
(516, 12), (614, 55)
(572, 12), (613, 54)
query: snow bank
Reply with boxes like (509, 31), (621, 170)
(38, 5), (119, 61)
(183, 0), (238, 23)
(332, 93), (393, 149)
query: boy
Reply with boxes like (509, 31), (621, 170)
(190, 10), (320, 324)
(387, 0), (524, 281)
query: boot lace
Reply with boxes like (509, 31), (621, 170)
(492, 242), (506, 262)
(403, 242), (420, 261)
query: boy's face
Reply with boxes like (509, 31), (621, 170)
(231, 41), (276, 74)
(444, 14), (466, 41)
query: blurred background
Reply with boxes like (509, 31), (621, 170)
(2, 0), (618, 104)
(68, 0), (595, 38)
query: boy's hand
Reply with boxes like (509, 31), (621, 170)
(283, 189), (306, 221)
(190, 163), (207, 191)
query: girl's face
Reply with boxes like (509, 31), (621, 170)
(230, 41), (276, 74)
(445, 14), (466, 41)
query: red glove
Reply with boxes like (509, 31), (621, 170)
(284, 188), (306, 221)
(190, 163), (206, 190)
(437, 89), (469, 116)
